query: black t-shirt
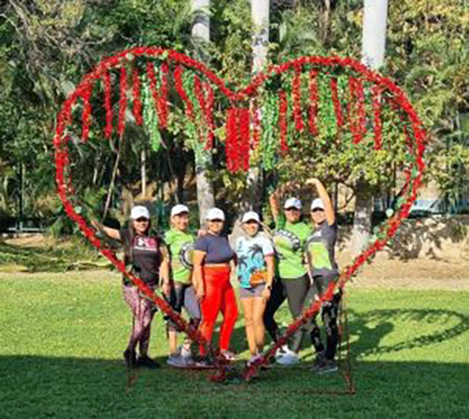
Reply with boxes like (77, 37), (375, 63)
(194, 233), (235, 264)
(120, 229), (162, 286)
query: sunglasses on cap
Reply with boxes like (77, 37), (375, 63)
(135, 217), (149, 222)
(209, 219), (223, 223)
(311, 208), (324, 213)
(285, 207), (300, 212)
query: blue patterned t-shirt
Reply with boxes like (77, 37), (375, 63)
(235, 233), (274, 289)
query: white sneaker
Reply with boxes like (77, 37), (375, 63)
(276, 351), (299, 366)
(180, 345), (192, 360)
(275, 345), (295, 358)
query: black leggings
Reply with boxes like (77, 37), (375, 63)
(166, 282), (201, 332)
(307, 276), (341, 360)
(263, 275), (313, 352)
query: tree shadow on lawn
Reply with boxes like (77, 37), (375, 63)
(1, 307), (468, 417)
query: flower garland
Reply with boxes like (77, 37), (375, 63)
(238, 107), (251, 171)
(132, 67), (143, 126)
(225, 107), (239, 172)
(118, 66), (127, 138)
(158, 63), (169, 129)
(251, 100), (261, 150)
(292, 64), (304, 133)
(102, 70), (113, 139)
(174, 65), (194, 120)
(278, 90), (289, 154)
(348, 77), (366, 144)
(371, 85), (382, 150)
(308, 69), (319, 136)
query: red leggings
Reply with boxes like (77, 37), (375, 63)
(199, 266), (238, 355)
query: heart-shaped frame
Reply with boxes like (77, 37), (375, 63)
(53, 47), (426, 381)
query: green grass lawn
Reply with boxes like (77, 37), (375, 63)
(0, 272), (468, 418)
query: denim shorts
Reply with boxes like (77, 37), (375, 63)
(239, 283), (266, 299)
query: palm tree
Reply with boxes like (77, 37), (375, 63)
(192, 0), (215, 225)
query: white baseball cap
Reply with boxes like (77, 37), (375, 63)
(171, 204), (189, 217)
(311, 198), (325, 211)
(284, 197), (302, 210)
(242, 211), (260, 223)
(130, 206), (150, 219)
(206, 207), (225, 221)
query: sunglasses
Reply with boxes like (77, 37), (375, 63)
(311, 208), (324, 213)
(135, 217), (149, 222)
(285, 207), (300, 212)
(245, 220), (259, 225)
(209, 219), (223, 223)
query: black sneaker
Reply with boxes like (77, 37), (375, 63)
(123, 349), (137, 369)
(314, 359), (338, 374)
(313, 351), (326, 370)
(137, 355), (160, 369)
(194, 356), (216, 369)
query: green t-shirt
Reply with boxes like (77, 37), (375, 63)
(273, 215), (312, 279)
(164, 228), (195, 284)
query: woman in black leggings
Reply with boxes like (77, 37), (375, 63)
(304, 178), (340, 374)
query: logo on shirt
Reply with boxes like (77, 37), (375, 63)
(133, 236), (158, 252)
(273, 229), (301, 259)
(179, 242), (194, 269)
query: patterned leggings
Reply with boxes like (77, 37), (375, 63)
(123, 284), (156, 355)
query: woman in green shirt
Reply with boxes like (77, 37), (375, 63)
(264, 183), (313, 365)
(164, 204), (201, 368)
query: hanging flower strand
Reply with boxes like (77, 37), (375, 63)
(118, 65), (128, 138)
(158, 63), (169, 128)
(103, 71), (113, 139)
(278, 90), (289, 154)
(372, 85), (383, 150)
(132, 67), (143, 126)
(204, 81), (215, 150)
(308, 69), (319, 136)
(174, 65), (194, 120)
(292, 64), (304, 133)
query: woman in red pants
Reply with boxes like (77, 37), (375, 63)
(193, 208), (238, 364)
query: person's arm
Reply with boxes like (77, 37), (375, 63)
(261, 255), (275, 302)
(269, 190), (281, 225)
(307, 178), (335, 226)
(91, 219), (121, 241)
(193, 250), (206, 301)
(159, 244), (171, 297)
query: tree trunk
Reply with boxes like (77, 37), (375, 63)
(141, 148), (147, 198)
(192, 0), (215, 225)
(351, 179), (374, 256)
(351, 0), (388, 255)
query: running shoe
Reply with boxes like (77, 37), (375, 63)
(137, 355), (160, 369)
(123, 349), (137, 369)
(180, 345), (193, 361)
(313, 350), (326, 369)
(167, 353), (192, 368)
(314, 358), (338, 374)
(220, 350), (237, 362)
(194, 356), (216, 369)
(276, 350), (299, 366)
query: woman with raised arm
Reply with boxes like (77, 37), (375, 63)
(192, 208), (238, 365)
(164, 204), (201, 368)
(304, 178), (341, 374)
(264, 182), (313, 365)
(93, 205), (170, 369)
(235, 211), (275, 366)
